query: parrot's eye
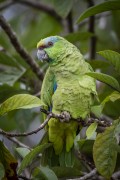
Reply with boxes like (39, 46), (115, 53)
(48, 41), (53, 47)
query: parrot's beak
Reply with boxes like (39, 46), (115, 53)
(37, 49), (49, 62)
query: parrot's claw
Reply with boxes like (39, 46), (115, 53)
(60, 111), (71, 123)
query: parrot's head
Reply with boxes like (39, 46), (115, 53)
(37, 36), (68, 64)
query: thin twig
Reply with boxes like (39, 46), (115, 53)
(79, 168), (97, 180)
(0, 107), (112, 138)
(18, 175), (30, 180)
(112, 170), (120, 180)
(0, 15), (44, 81)
(0, 114), (51, 137)
(12, 0), (61, 22)
(76, 150), (93, 172)
(68, 168), (97, 180)
(7, 137), (31, 149)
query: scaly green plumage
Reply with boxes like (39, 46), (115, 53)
(37, 36), (97, 154)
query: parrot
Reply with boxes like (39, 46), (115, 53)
(37, 36), (97, 155)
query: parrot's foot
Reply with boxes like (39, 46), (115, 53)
(60, 111), (71, 123)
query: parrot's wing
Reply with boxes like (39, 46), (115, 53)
(41, 67), (56, 110)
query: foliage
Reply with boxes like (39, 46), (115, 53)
(0, 0), (120, 179)
(93, 119), (120, 179)
(0, 141), (18, 179)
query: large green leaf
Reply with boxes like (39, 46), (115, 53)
(65, 32), (93, 43)
(18, 143), (51, 175)
(98, 50), (120, 74)
(0, 141), (18, 179)
(77, 0), (120, 23)
(33, 166), (58, 180)
(86, 72), (120, 92)
(93, 119), (120, 179)
(0, 94), (44, 115)
(53, 0), (73, 18)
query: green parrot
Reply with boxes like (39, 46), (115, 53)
(37, 36), (97, 155)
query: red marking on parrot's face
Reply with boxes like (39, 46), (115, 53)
(38, 41), (53, 50)
(38, 45), (46, 50)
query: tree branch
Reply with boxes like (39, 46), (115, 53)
(79, 168), (97, 180)
(7, 137), (31, 150)
(66, 11), (74, 33)
(18, 175), (30, 180)
(0, 114), (51, 137)
(87, 0), (96, 60)
(0, 107), (111, 138)
(112, 170), (120, 180)
(0, 15), (44, 81)
(0, 0), (14, 11)
(67, 168), (97, 180)
(12, 0), (61, 22)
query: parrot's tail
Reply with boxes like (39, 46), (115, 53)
(48, 118), (78, 155)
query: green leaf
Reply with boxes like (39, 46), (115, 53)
(0, 94), (44, 116)
(0, 52), (25, 86)
(86, 72), (120, 92)
(65, 32), (93, 43)
(0, 163), (5, 179)
(16, 148), (30, 158)
(77, 0), (120, 23)
(93, 119), (120, 179)
(91, 105), (103, 117)
(113, 145), (120, 153)
(65, 148), (75, 167)
(98, 50), (120, 74)
(102, 91), (120, 106)
(52, 166), (82, 178)
(53, 0), (73, 18)
(18, 143), (51, 175)
(33, 166), (58, 180)
(0, 141), (18, 179)
(86, 122), (98, 139)
(77, 139), (94, 157)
